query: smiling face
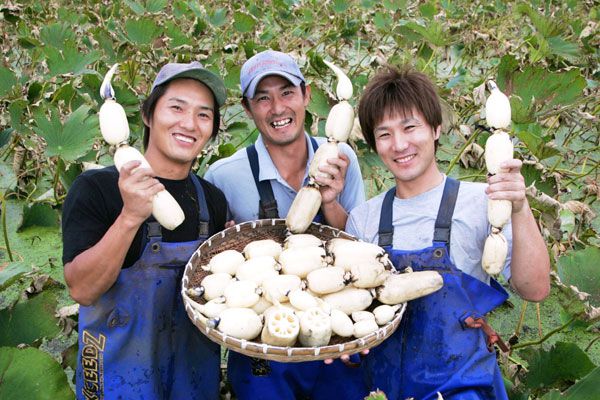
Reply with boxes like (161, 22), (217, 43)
(144, 78), (215, 177)
(244, 75), (310, 148)
(374, 108), (441, 195)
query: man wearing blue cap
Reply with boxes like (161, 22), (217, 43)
(205, 50), (368, 399)
(63, 61), (228, 399)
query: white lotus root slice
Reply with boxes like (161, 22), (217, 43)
(298, 307), (332, 347)
(376, 271), (444, 305)
(196, 297), (228, 318)
(223, 280), (261, 308)
(279, 246), (328, 278)
(321, 287), (373, 315)
(353, 319), (379, 338)
(262, 274), (303, 303)
(261, 304), (300, 347)
(484, 130), (513, 175)
(288, 289), (319, 311)
(308, 141), (339, 181)
(488, 199), (512, 229)
(330, 308), (354, 337)
(350, 261), (390, 288)
(482, 231), (508, 275)
(351, 311), (375, 323)
(485, 80), (511, 130)
(306, 266), (349, 295)
(198, 272), (233, 301)
(243, 239), (282, 260)
(250, 295), (273, 315)
(209, 308), (262, 341)
(330, 240), (389, 272)
(99, 63), (129, 145)
(323, 59), (353, 101)
(325, 101), (355, 143)
(284, 234), (323, 249)
(203, 249), (245, 275)
(373, 304), (401, 326)
(235, 256), (280, 285)
(286, 185), (322, 234)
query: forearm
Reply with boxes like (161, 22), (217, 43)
(64, 212), (141, 306)
(508, 201), (551, 302)
(321, 200), (348, 230)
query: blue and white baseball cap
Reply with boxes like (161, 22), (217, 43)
(240, 50), (306, 99)
(151, 61), (227, 107)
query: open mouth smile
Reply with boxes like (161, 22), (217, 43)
(270, 118), (292, 129)
(394, 154), (416, 164)
(172, 133), (196, 144)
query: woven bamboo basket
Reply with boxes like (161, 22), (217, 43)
(181, 219), (406, 362)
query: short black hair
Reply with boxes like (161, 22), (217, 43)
(141, 80), (221, 150)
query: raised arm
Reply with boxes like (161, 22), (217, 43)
(64, 161), (164, 305)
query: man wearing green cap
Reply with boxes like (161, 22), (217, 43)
(62, 61), (228, 399)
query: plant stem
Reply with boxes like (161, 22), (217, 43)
(515, 301), (528, 338)
(445, 128), (482, 175)
(1, 194), (14, 262)
(584, 335), (600, 352)
(511, 316), (576, 350)
(536, 302), (543, 339)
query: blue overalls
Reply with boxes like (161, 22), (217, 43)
(365, 178), (509, 400)
(227, 137), (368, 400)
(76, 174), (220, 400)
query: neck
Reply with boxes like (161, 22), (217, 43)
(144, 153), (192, 180)
(263, 135), (308, 191)
(395, 165), (443, 199)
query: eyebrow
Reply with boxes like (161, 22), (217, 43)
(167, 97), (214, 112)
(374, 116), (420, 132)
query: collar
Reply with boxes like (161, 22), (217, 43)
(254, 132), (317, 184)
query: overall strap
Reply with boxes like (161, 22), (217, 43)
(246, 145), (279, 219)
(432, 177), (460, 247)
(308, 136), (319, 152)
(246, 137), (319, 219)
(139, 173), (212, 256)
(377, 187), (397, 247)
(190, 173), (211, 240)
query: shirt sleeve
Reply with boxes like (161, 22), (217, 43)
(61, 173), (113, 265)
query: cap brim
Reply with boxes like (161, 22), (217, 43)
(244, 71), (304, 99)
(156, 69), (227, 107)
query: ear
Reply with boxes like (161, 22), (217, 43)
(433, 125), (441, 140)
(142, 113), (151, 128)
(242, 99), (253, 118)
(303, 84), (311, 107)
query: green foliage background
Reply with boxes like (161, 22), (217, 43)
(0, 1), (598, 399)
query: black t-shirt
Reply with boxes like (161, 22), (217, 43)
(62, 166), (228, 268)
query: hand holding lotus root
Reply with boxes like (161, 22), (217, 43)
(185, 235), (443, 346)
(286, 61), (356, 233)
(481, 80), (521, 276)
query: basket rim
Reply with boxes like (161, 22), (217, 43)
(181, 219), (405, 362)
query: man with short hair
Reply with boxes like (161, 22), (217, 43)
(205, 50), (368, 400)
(347, 66), (550, 399)
(63, 61), (228, 399)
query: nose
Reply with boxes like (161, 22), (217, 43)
(270, 95), (285, 115)
(179, 110), (195, 131)
(392, 132), (409, 152)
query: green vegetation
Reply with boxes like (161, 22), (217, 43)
(0, 1), (598, 398)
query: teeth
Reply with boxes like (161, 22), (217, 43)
(395, 154), (415, 163)
(173, 133), (195, 143)
(271, 118), (292, 128)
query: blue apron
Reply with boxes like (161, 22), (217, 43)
(365, 178), (509, 400)
(76, 174), (220, 400)
(228, 138), (367, 400)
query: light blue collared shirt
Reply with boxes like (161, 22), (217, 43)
(204, 133), (365, 223)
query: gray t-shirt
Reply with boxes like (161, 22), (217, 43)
(346, 175), (512, 284)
